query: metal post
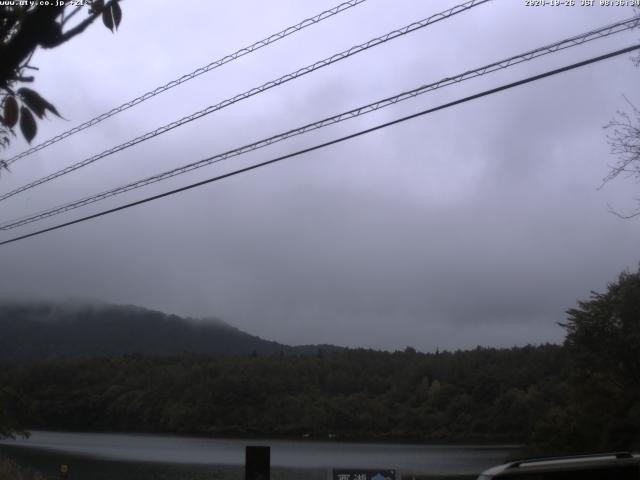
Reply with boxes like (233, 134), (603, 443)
(245, 445), (270, 480)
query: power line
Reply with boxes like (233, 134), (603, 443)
(0, 0), (491, 204)
(2, 15), (638, 231)
(4, 0), (370, 167)
(1, 44), (637, 248)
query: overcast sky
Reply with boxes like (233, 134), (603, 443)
(0, 0), (639, 351)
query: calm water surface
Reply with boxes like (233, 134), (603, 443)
(0, 431), (515, 480)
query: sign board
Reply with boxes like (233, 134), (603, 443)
(332, 469), (396, 480)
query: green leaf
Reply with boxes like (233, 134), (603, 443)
(46, 101), (61, 118)
(18, 88), (46, 118)
(102, 5), (114, 32)
(19, 107), (36, 143)
(3, 96), (18, 128)
(112, 1), (122, 30)
(18, 87), (61, 118)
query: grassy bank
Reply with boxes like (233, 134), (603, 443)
(0, 457), (47, 480)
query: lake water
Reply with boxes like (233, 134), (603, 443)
(0, 431), (515, 480)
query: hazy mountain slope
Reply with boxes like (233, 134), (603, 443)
(0, 301), (340, 363)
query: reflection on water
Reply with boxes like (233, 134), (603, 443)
(0, 431), (513, 480)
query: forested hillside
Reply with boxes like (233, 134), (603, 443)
(1, 345), (568, 444)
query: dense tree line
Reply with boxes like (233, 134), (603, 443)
(0, 345), (569, 444)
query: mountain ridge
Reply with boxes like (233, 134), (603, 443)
(0, 300), (343, 363)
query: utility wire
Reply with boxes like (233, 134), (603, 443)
(1, 44), (637, 248)
(3, 0), (370, 166)
(0, 0), (491, 203)
(2, 16), (638, 231)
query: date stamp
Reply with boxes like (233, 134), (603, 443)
(525, 0), (640, 6)
(0, 1), (87, 6)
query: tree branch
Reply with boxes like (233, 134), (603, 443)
(0, 6), (64, 85)
(607, 202), (640, 219)
(58, 0), (120, 45)
(0, 1), (121, 86)
(61, 5), (83, 27)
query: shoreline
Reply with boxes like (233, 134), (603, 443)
(0, 432), (512, 479)
(12, 428), (524, 449)
(0, 449), (480, 480)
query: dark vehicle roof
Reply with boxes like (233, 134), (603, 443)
(478, 452), (640, 479)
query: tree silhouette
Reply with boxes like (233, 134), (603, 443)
(563, 267), (640, 392)
(602, 9), (640, 218)
(547, 267), (640, 452)
(604, 98), (640, 218)
(0, 0), (122, 165)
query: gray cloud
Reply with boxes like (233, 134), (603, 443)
(0, 0), (639, 352)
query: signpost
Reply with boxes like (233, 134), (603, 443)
(245, 445), (270, 480)
(332, 469), (396, 480)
